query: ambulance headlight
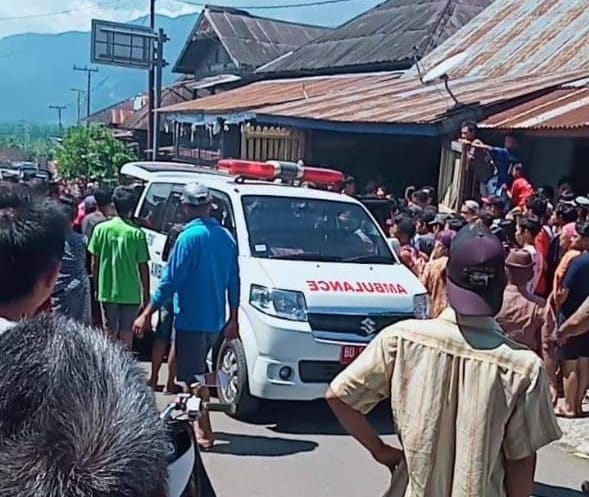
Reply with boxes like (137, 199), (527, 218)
(413, 293), (431, 320)
(249, 285), (308, 322)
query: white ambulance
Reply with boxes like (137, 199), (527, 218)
(122, 160), (428, 418)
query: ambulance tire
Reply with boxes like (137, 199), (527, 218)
(217, 338), (259, 420)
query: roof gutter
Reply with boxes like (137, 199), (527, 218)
(255, 114), (441, 136)
(165, 111), (256, 125)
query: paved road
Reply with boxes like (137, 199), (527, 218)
(152, 367), (589, 497)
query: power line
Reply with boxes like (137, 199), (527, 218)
(0, 0), (356, 23)
(0, 0), (358, 23)
(0, 0), (120, 21)
(168, 0), (360, 10)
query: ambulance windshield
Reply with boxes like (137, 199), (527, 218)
(242, 195), (395, 263)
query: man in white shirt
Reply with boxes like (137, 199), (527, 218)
(0, 182), (68, 332)
(516, 214), (544, 298)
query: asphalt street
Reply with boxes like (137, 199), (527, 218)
(151, 364), (589, 497)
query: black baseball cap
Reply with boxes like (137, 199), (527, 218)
(446, 224), (506, 316)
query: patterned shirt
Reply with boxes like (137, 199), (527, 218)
(330, 308), (561, 497)
(419, 256), (448, 318)
(52, 230), (91, 324)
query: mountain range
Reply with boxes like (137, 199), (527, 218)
(0, 14), (197, 124)
(0, 0), (387, 124)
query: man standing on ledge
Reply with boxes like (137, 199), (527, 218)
(134, 182), (240, 450)
(326, 224), (560, 497)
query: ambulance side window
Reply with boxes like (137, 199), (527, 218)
(160, 186), (185, 234)
(137, 182), (174, 233)
(154, 185), (236, 239)
(209, 189), (236, 238)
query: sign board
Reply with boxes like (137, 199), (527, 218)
(91, 19), (154, 69)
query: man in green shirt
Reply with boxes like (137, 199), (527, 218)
(89, 186), (150, 349)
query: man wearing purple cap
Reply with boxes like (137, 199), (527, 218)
(326, 224), (560, 497)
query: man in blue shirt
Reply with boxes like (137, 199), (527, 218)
(134, 182), (240, 448)
(465, 131), (520, 199)
(488, 133), (520, 196)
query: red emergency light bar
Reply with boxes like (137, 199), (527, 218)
(217, 159), (345, 185)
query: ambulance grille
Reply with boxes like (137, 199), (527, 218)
(307, 313), (410, 336)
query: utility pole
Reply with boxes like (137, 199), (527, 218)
(73, 65), (99, 122)
(152, 28), (168, 161)
(49, 105), (66, 137)
(70, 88), (85, 125)
(147, 0), (156, 158)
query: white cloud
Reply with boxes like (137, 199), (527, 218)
(0, 0), (200, 39)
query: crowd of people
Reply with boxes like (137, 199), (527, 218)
(339, 125), (589, 420)
(3, 141), (589, 495)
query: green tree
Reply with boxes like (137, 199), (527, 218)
(56, 125), (137, 181)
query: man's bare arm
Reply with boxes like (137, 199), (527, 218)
(505, 453), (536, 497)
(138, 262), (150, 306)
(560, 295), (589, 338)
(459, 138), (492, 150)
(326, 388), (403, 470)
(91, 255), (99, 297)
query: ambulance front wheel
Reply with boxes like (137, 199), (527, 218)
(217, 338), (259, 420)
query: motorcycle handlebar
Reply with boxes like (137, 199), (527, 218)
(206, 403), (233, 413)
(161, 394), (234, 421)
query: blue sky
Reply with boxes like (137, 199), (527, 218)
(0, 0), (383, 38)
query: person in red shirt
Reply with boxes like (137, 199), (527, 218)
(525, 194), (553, 296)
(507, 163), (535, 210)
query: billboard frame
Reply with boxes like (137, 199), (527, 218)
(91, 19), (155, 70)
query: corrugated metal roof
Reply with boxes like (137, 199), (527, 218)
(174, 5), (328, 74)
(259, 0), (493, 75)
(161, 70), (589, 129)
(408, 0), (589, 80)
(481, 87), (589, 130)
(85, 98), (136, 126)
(186, 74), (241, 90)
(255, 70), (589, 124)
(121, 84), (193, 131)
(159, 72), (402, 114)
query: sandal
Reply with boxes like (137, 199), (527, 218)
(554, 406), (577, 418)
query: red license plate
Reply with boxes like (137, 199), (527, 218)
(340, 345), (366, 365)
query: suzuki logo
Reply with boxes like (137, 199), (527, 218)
(359, 317), (377, 335)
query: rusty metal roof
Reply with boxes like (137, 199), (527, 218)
(121, 83), (193, 131)
(85, 98), (137, 126)
(159, 72), (402, 114)
(409, 0), (589, 80)
(481, 87), (589, 130)
(260, 0), (493, 75)
(255, 70), (589, 124)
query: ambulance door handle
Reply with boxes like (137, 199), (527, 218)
(155, 250), (162, 256)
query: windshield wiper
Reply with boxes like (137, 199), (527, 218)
(341, 254), (395, 263)
(270, 252), (343, 262)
